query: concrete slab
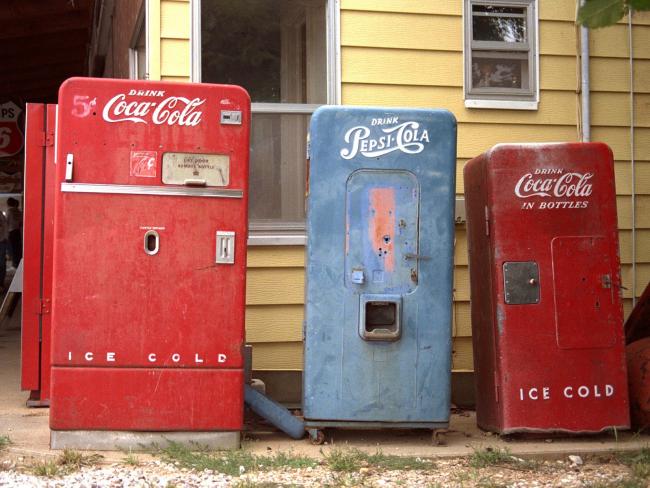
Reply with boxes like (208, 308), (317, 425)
(2, 322), (649, 462)
(50, 430), (240, 451)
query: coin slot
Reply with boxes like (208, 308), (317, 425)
(144, 230), (160, 256)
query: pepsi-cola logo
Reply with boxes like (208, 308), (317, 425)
(102, 91), (205, 126)
(514, 171), (594, 199)
(340, 119), (430, 159)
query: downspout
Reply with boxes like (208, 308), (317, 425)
(580, 0), (590, 142)
(629, 10), (637, 306)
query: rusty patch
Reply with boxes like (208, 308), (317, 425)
(369, 187), (395, 272)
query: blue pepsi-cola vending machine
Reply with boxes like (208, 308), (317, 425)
(303, 106), (457, 443)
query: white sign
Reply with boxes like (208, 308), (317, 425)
(102, 89), (205, 126)
(162, 152), (229, 186)
(515, 168), (594, 210)
(340, 118), (429, 159)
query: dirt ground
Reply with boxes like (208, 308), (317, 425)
(3, 313), (650, 486)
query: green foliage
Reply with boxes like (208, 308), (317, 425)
(31, 450), (103, 477)
(365, 451), (435, 471)
(0, 436), (10, 450)
(615, 448), (650, 479)
(31, 460), (60, 477)
(323, 447), (435, 472)
(122, 452), (140, 466)
(468, 447), (537, 470)
(578, 0), (650, 28)
(158, 442), (318, 477)
(57, 449), (103, 471)
(322, 448), (365, 472)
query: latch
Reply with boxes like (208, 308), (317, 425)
(602, 274), (612, 289)
(65, 153), (74, 182)
(351, 267), (365, 284)
(404, 253), (431, 261)
(216, 231), (235, 264)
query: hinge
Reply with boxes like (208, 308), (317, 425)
(484, 205), (490, 236)
(37, 298), (51, 315)
(38, 131), (54, 147)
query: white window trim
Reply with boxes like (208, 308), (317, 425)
(128, 2), (147, 80)
(190, 0), (340, 245)
(462, 0), (539, 110)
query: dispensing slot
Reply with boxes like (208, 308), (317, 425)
(143, 230), (160, 255)
(359, 294), (401, 341)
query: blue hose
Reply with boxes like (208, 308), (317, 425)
(244, 384), (305, 439)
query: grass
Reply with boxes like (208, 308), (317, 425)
(31, 460), (61, 477)
(58, 449), (103, 470)
(31, 449), (103, 477)
(613, 448), (650, 484)
(323, 447), (435, 472)
(122, 451), (140, 466)
(468, 447), (537, 470)
(158, 441), (318, 477)
(0, 435), (10, 450)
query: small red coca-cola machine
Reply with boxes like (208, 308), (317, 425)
(49, 78), (250, 449)
(464, 142), (629, 434)
(22, 103), (57, 406)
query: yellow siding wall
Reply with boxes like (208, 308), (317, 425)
(149, 0), (650, 372)
(148, 0), (191, 81)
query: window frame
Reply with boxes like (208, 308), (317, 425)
(191, 0), (340, 245)
(463, 0), (539, 110)
(129, 2), (148, 80)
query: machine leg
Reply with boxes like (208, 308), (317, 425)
(432, 428), (447, 446)
(308, 429), (325, 445)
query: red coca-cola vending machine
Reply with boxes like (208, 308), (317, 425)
(464, 142), (629, 434)
(22, 103), (57, 406)
(49, 78), (250, 449)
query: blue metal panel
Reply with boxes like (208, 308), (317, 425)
(303, 106), (457, 427)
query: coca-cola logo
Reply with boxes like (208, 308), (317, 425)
(102, 90), (205, 126)
(515, 171), (594, 199)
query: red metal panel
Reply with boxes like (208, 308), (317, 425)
(50, 78), (249, 431)
(39, 104), (58, 403)
(552, 236), (617, 349)
(464, 142), (629, 434)
(21, 103), (46, 393)
(50, 367), (243, 430)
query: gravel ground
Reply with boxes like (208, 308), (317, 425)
(0, 452), (642, 487)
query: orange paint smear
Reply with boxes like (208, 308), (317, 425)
(369, 187), (395, 272)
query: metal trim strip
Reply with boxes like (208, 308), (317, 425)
(60, 183), (243, 198)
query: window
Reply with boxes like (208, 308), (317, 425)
(129, 4), (147, 80)
(197, 0), (336, 240)
(464, 0), (538, 109)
